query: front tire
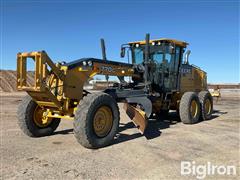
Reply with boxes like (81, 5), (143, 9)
(74, 92), (120, 149)
(17, 95), (60, 137)
(180, 92), (200, 124)
(198, 91), (213, 120)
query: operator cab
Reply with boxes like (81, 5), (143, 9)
(121, 38), (188, 92)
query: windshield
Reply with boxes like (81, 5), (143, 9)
(151, 48), (178, 72)
(132, 45), (172, 64)
(131, 44), (182, 91)
(132, 45), (176, 65)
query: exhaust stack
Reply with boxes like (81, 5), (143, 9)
(100, 38), (107, 60)
(100, 38), (109, 84)
(184, 50), (191, 64)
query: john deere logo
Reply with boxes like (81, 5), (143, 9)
(101, 66), (115, 72)
(181, 68), (191, 74)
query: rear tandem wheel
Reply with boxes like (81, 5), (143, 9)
(179, 92), (201, 124)
(198, 91), (213, 120)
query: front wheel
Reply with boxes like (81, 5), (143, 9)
(74, 92), (120, 149)
(17, 95), (60, 137)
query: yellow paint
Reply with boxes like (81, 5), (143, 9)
(33, 106), (53, 127)
(46, 113), (74, 120)
(180, 65), (207, 93)
(190, 100), (198, 118)
(93, 106), (113, 137)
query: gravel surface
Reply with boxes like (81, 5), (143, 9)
(0, 91), (239, 179)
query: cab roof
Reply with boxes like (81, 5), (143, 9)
(128, 38), (188, 48)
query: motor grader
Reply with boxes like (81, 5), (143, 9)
(17, 34), (213, 148)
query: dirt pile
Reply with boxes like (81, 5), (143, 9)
(0, 70), (34, 92)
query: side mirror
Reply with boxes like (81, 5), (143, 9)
(120, 47), (125, 58)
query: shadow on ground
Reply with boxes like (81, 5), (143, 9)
(212, 109), (227, 115)
(114, 112), (180, 145)
(114, 109), (225, 145)
(53, 110), (226, 146)
(54, 128), (73, 135)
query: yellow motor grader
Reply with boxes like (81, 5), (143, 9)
(17, 34), (213, 148)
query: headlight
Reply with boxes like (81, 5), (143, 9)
(88, 61), (92, 66)
(82, 61), (87, 66)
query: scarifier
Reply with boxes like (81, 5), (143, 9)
(17, 34), (213, 148)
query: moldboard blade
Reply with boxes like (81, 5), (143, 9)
(123, 103), (148, 134)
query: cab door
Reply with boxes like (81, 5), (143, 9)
(165, 46), (181, 91)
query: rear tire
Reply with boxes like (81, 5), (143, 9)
(17, 95), (60, 137)
(198, 91), (213, 120)
(180, 92), (200, 124)
(74, 92), (120, 149)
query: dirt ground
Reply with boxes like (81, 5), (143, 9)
(0, 90), (239, 180)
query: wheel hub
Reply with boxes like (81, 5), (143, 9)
(190, 100), (198, 118)
(33, 106), (53, 127)
(204, 99), (212, 115)
(93, 106), (113, 137)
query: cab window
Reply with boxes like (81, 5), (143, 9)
(133, 48), (144, 64)
(153, 52), (163, 63)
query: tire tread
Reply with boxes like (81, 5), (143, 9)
(74, 92), (120, 149)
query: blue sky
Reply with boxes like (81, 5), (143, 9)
(1, 0), (239, 83)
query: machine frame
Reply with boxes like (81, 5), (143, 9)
(16, 34), (213, 148)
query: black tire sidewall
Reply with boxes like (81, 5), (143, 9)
(199, 91), (213, 120)
(74, 93), (120, 148)
(188, 94), (200, 123)
(180, 92), (201, 124)
(87, 96), (119, 147)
